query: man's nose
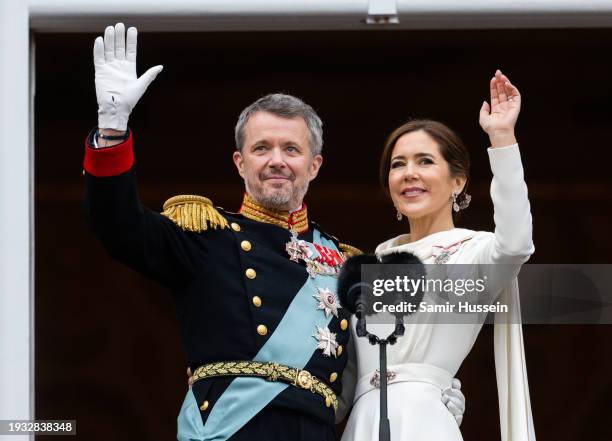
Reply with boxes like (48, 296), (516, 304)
(268, 147), (286, 167)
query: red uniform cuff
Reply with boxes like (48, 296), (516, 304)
(83, 131), (134, 177)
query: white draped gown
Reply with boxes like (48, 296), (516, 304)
(338, 144), (536, 441)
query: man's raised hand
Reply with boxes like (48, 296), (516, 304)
(94, 23), (163, 131)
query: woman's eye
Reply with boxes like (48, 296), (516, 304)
(420, 158), (434, 165)
(391, 162), (404, 169)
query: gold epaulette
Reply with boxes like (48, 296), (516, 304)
(340, 243), (363, 257)
(161, 195), (228, 232)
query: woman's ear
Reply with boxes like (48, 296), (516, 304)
(453, 175), (467, 194)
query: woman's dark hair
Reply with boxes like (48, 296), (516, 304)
(379, 119), (471, 212)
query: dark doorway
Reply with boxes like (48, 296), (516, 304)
(35, 29), (612, 440)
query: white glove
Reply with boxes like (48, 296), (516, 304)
(93, 23), (163, 130)
(442, 378), (466, 427)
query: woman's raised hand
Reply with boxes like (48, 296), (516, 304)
(479, 70), (520, 148)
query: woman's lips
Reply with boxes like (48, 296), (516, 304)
(400, 187), (426, 198)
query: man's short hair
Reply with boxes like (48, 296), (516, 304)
(235, 93), (323, 155)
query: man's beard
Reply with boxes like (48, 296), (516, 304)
(245, 175), (309, 211)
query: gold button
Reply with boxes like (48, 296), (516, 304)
(231, 222), (241, 232)
(252, 296), (262, 307)
(241, 240), (252, 252)
(325, 396), (332, 408)
(336, 345), (343, 357)
(257, 324), (268, 336)
(330, 372), (338, 383)
(245, 268), (256, 279)
(340, 319), (348, 331)
(199, 400), (209, 411)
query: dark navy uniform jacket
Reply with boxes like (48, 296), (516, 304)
(83, 131), (354, 439)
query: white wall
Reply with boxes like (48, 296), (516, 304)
(0, 0), (33, 440)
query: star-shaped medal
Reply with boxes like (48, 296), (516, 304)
(313, 287), (341, 318)
(312, 325), (339, 358)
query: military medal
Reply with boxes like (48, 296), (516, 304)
(305, 260), (337, 278)
(313, 287), (341, 318)
(286, 231), (304, 262)
(285, 231), (346, 278)
(312, 325), (339, 358)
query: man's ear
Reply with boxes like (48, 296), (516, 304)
(308, 154), (323, 181)
(233, 150), (245, 179)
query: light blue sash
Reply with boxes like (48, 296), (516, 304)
(177, 229), (340, 441)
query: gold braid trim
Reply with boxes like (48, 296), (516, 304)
(192, 360), (338, 412)
(161, 195), (228, 232)
(239, 193), (309, 234)
(339, 243), (363, 257)
(240, 204), (289, 227)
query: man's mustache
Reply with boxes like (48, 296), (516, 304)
(260, 172), (295, 181)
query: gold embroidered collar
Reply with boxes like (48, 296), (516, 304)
(239, 193), (309, 234)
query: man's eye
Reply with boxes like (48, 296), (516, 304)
(286, 146), (298, 152)
(254, 145), (267, 151)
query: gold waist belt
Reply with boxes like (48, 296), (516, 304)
(191, 361), (338, 412)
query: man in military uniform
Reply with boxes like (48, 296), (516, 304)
(84, 23), (465, 441)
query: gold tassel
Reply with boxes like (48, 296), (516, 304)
(339, 243), (363, 258)
(161, 195), (228, 232)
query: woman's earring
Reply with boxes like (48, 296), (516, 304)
(460, 193), (471, 210)
(452, 192), (472, 212)
(396, 209), (403, 221)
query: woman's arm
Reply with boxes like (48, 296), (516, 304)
(478, 70), (535, 264)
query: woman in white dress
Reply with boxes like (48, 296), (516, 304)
(339, 70), (536, 441)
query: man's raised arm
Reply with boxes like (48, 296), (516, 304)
(83, 23), (207, 289)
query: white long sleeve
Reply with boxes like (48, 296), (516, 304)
(485, 146), (536, 441)
(480, 144), (535, 264)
